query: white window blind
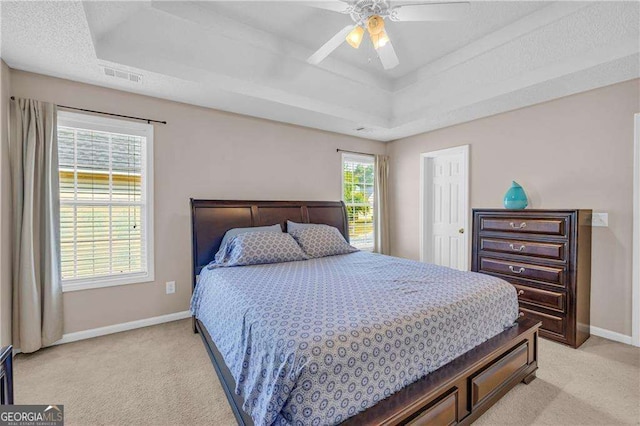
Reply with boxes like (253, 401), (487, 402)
(57, 112), (154, 291)
(342, 154), (375, 251)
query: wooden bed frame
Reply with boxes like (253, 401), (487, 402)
(191, 199), (540, 425)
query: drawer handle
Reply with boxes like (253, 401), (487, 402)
(509, 243), (526, 252)
(509, 222), (527, 229)
(509, 266), (526, 274)
(517, 290), (525, 296)
(519, 311), (525, 317)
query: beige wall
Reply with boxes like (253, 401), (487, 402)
(5, 68), (639, 339)
(0, 60), (11, 346)
(9, 69), (386, 335)
(387, 79), (640, 336)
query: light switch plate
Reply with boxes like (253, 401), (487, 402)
(592, 212), (608, 227)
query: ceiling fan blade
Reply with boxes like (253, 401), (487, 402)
(391, 2), (470, 21)
(378, 38), (399, 70)
(304, 1), (352, 13)
(307, 25), (354, 65)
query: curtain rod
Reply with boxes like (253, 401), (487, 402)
(336, 148), (375, 157)
(10, 96), (167, 125)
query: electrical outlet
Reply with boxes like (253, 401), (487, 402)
(591, 212), (608, 227)
(166, 281), (176, 294)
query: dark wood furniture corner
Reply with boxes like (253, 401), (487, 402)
(0, 345), (13, 405)
(191, 200), (542, 425)
(471, 209), (592, 348)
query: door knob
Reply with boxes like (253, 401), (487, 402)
(458, 228), (464, 234)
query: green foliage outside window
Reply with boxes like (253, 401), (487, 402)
(343, 158), (375, 250)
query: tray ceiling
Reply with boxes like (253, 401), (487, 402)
(1, 1), (638, 141)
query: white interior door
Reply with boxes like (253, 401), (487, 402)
(421, 146), (469, 270)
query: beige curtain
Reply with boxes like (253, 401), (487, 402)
(374, 154), (390, 255)
(9, 98), (63, 353)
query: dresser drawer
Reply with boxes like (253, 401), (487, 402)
(519, 307), (565, 337)
(479, 257), (565, 287)
(514, 284), (565, 313)
(473, 209), (592, 348)
(479, 217), (567, 237)
(480, 238), (566, 261)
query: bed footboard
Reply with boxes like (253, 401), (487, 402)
(196, 317), (540, 426)
(342, 317), (540, 425)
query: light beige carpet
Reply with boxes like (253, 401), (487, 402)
(14, 319), (640, 426)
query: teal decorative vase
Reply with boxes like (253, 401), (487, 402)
(503, 181), (528, 209)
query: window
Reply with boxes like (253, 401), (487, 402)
(57, 112), (154, 291)
(342, 154), (375, 251)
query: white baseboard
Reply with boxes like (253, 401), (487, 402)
(590, 325), (634, 346)
(53, 310), (192, 346)
(14, 310), (192, 354)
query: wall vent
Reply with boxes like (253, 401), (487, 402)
(102, 66), (143, 84)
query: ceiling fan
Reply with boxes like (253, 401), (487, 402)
(307, 0), (470, 70)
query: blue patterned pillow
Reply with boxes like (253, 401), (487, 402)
(218, 224), (282, 251)
(289, 225), (359, 258)
(210, 232), (308, 268)
(286, 220), (317, 232)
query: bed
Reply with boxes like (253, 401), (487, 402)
(191, 200), (540, 425)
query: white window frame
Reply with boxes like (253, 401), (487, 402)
(341, 153), (376, 251)
(57, 111), (154, 292)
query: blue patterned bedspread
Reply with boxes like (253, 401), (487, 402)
(191, 252), (518, 426)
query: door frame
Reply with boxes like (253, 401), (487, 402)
(419, 145), (470, 269)
(633, 114), (640, 347)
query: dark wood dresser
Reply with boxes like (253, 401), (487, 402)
(0, 345), (13, 404)
(471, 210), (592, 348)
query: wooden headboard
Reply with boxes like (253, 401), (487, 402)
(190, 199), (349, 288)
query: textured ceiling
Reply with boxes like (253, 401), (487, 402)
(1, 1), (638, 141)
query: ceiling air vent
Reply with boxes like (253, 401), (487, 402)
(102, 66), (143, 84)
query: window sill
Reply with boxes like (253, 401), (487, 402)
(62, 272), (154, 292)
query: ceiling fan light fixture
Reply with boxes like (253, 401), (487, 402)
(346, 25), (365, 49)
(377, 30), (390, 49)
(366, 15), (389, 49)
(308, 1), (470, 69)
(366, 15), (385, 35)
(370, 29), (390, 50)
